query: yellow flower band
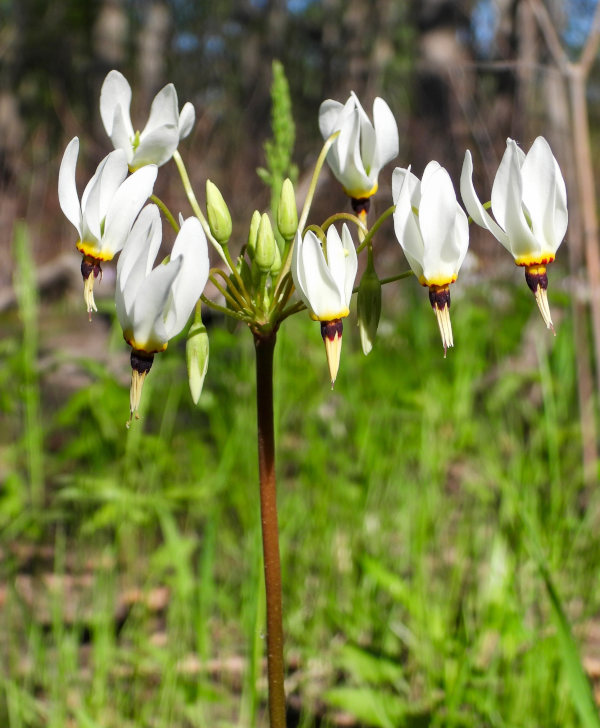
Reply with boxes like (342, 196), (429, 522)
(418, 275), (457, 288)
(123, 333), (169, 355)
(309, 308), (350, 322)
(343, 182), (378, 200)
(514, 254), (555, 267)
(76, 240), (115, 262)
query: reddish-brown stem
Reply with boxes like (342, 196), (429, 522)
(253, 330), (286, 728)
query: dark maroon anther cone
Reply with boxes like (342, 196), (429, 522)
(428, 286), (451, 310)
(350, 197), (371, 217)
(131, 350), (154, 374)
(320, 318), (344, 342)
(81, 257), (102, 281)
(525, 268), (548, 293)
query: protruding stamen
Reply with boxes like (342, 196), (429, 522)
(81, 256), (102, 321)
(127, 350), (154, 427)
(525, 265), (555, 334)
(320, 318), (344, 387)
(428, 286), (453, 356)
(534, 284), (555, 333)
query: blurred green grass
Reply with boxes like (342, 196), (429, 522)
(1, 234), (598, 727)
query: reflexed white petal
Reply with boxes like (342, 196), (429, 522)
(100, 70), (134, 139)
(116, 209), (157, 333)
(324, 226), (347, 299)
(132, 126), (179, 168)
(117, 205), (162, 308)
(356, 100), (376, 174)
(142, 84), (179, 136)
(98, 150), (128, 220)
(81, 153), (108, 215)
(521, 136), (567, 253)
(340, 223), (358, 306)
(130, 259), (182, 348)
(318, 99), (345, 139)
(460, 150), (509, 247)
(336, 111), (360, 177)
(371, 97), (399, 171)
(551, 155), (569, 248)
(420, 165), (460, 281)
(452, 207), (470, 272)
(500, 148), (540, 258)
(393, 168), (425, 279)
(81, 168), (103, 241)
(178, 102), (195, 139)
(163, 217), (209, 338)
(102, 165), (157, 255)
(109, 107), (135, 163)
(299, 231), (344, 317)
(391, 166), (420, 207)
(421, 160), (442, 189)
(291, 231), (311, 309)
(490, 140), (519, 230)
(58, 137), (82, 233)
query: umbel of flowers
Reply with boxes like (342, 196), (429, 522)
(58, 69), (568, 728)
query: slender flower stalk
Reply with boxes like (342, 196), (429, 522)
(254, 330), (286, 728)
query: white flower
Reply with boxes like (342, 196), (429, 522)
(58, 136), (157, 316)
(100, 70), (195, 170)
(115, 205), (209, 423)
(292, 224), (358, 384)
(319, 92), (398, 200)
(460, 136), (568, 330)
(393, 161), (469, 354)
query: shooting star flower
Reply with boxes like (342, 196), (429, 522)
(460, 137), (568, 331)
(393, 161), (469, 355)
(100, 69), (195, 170)
(319, 92), (398, 207)
(292, 224), (358, 385)
(58, 136), (157, 317)
(115, 206), (209, 424)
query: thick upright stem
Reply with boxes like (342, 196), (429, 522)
(254, 330), (286, 728)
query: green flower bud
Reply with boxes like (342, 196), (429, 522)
(270, 242), (282, 277)
(206, 180), (232, 245)
(186, 318), (209, 404)
(277, 178), (298, 241)
(246, 210), (261, 260)
(255, 213), (276, 273)
(357, 254), (382, 356)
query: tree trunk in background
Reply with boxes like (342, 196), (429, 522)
(138, 2), (171, 108)
(515, 0), (538, 141)
(545, 66), (598, 482)
(93, 0), (128, 68)
(410, 0), (474, 176)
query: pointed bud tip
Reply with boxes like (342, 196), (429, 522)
(277, 178), (298, 241)
(206, 179), (232, 245)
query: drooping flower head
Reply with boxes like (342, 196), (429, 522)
(292, 224), (358, 385)
(100, 70), (195, 170)
(116, 205), (209, 423)
(319, 92), (398, 208)
(58, 136), (157, 317)
(393, 161), (469, 355)
(461, 137), (568, 331)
